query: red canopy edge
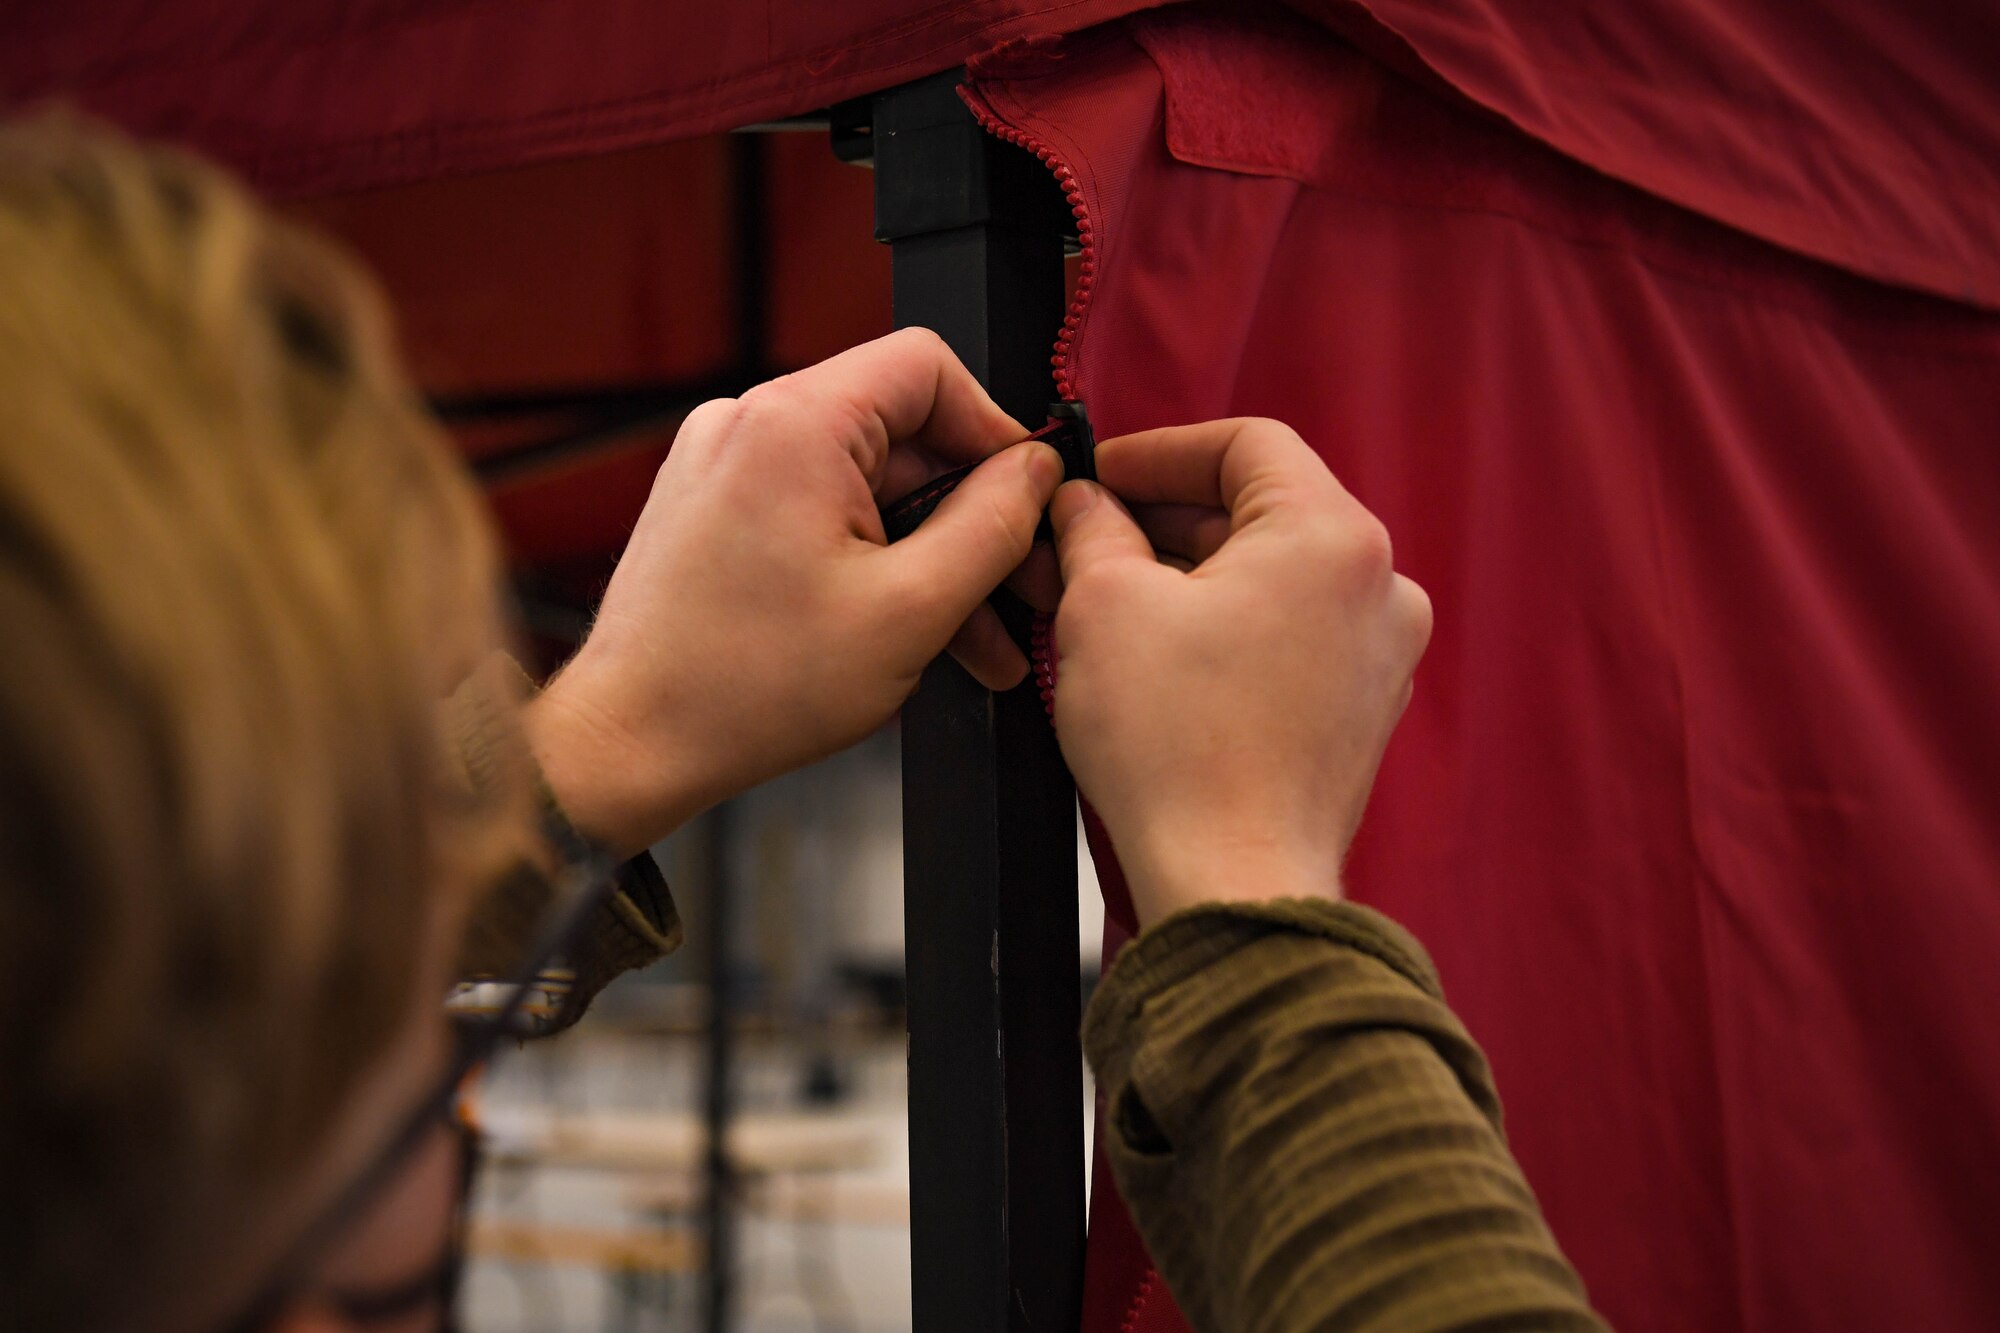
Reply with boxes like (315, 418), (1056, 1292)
(4, 1), (1996, 306)
(0, 0), (1167, 197)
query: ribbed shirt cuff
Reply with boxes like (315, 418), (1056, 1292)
(1083, 896), (1444, 1084)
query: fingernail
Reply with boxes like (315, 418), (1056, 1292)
(1022, 440), (1063, 489)
(1050, 478), (1097, 530)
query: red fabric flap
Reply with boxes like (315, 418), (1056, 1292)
(1132, 6), (2000, 335)
(1289, 0), (2000, 309)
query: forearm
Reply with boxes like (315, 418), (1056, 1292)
(1084, 898), (1606, 1333)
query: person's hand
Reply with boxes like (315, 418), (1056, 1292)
(524, 330), (1063, 856)
(1048, 419), (1432, 929)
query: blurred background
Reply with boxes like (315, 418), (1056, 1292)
(455, 744), (1104, 1333)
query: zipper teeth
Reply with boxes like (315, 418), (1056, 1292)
(958, 90), (1097, 400)
(968, 79), (1163, 1323)
(1030, 615), (1059, 717)
(1118, 1269), (1159, 1333)
(959, 85), (1098, 720)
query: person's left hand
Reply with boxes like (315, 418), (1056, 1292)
(523, 329), (1064, 856)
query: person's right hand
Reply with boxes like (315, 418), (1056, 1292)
(522, 330), (1059, 860)
(1048, 419), (1432, 930)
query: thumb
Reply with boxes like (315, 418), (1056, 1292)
(1051, 480), (1152, 583)
(887, 439), (1062, 631)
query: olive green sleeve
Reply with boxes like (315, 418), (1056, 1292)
(1083, 898), (1607, 1333)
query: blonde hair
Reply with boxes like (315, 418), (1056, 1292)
(0, 117), (523, 1330)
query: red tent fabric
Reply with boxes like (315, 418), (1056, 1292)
(286, 134), (893, 572)
(965, 9), (2000, 1330)
(7, 3), (2000, 1331)
(1289, 0), (2000, 308)
(7, 0), (1997, 299)
(0, 0), (1165, 196)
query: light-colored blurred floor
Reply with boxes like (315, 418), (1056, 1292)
(460, 1035), (1093, 1333)
(460, 738), (1104, 1332)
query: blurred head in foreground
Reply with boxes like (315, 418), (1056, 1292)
(0, 118), (528, 1332)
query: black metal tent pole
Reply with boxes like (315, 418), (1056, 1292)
(855, 70), (1088, 1333)
(696, 131), (771, 1333)
(698, 799), (739, 1333)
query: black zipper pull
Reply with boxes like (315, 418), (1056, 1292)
(880, 400), (1095, 544)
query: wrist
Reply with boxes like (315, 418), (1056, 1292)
(520, 684), (704, 860)
(1119, 821), (1344, 931)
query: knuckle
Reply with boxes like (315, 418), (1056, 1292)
(1240, 416), (1306, 448)
(1315, 513), (1393, 585)
(1397, 577), (1435, 654)
(663, 396), (745, 479)
(734, 376), (796, 419)
(678, 395), (742, 436)
(1352, 516), (1395, 578)
(1293, 508), (1397, 599)
(1242, 416), (1320, 472)
(671, 395), (746, 453)
(890, 326), (952, 360)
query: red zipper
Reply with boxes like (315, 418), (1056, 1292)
(1118, 1270), (1159, 1333)
(958, 82), (1098, 722)
(964, 76), (1172, 1333)
(957, 84), (1097, 401)
(1030, 613), (1060, 718)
